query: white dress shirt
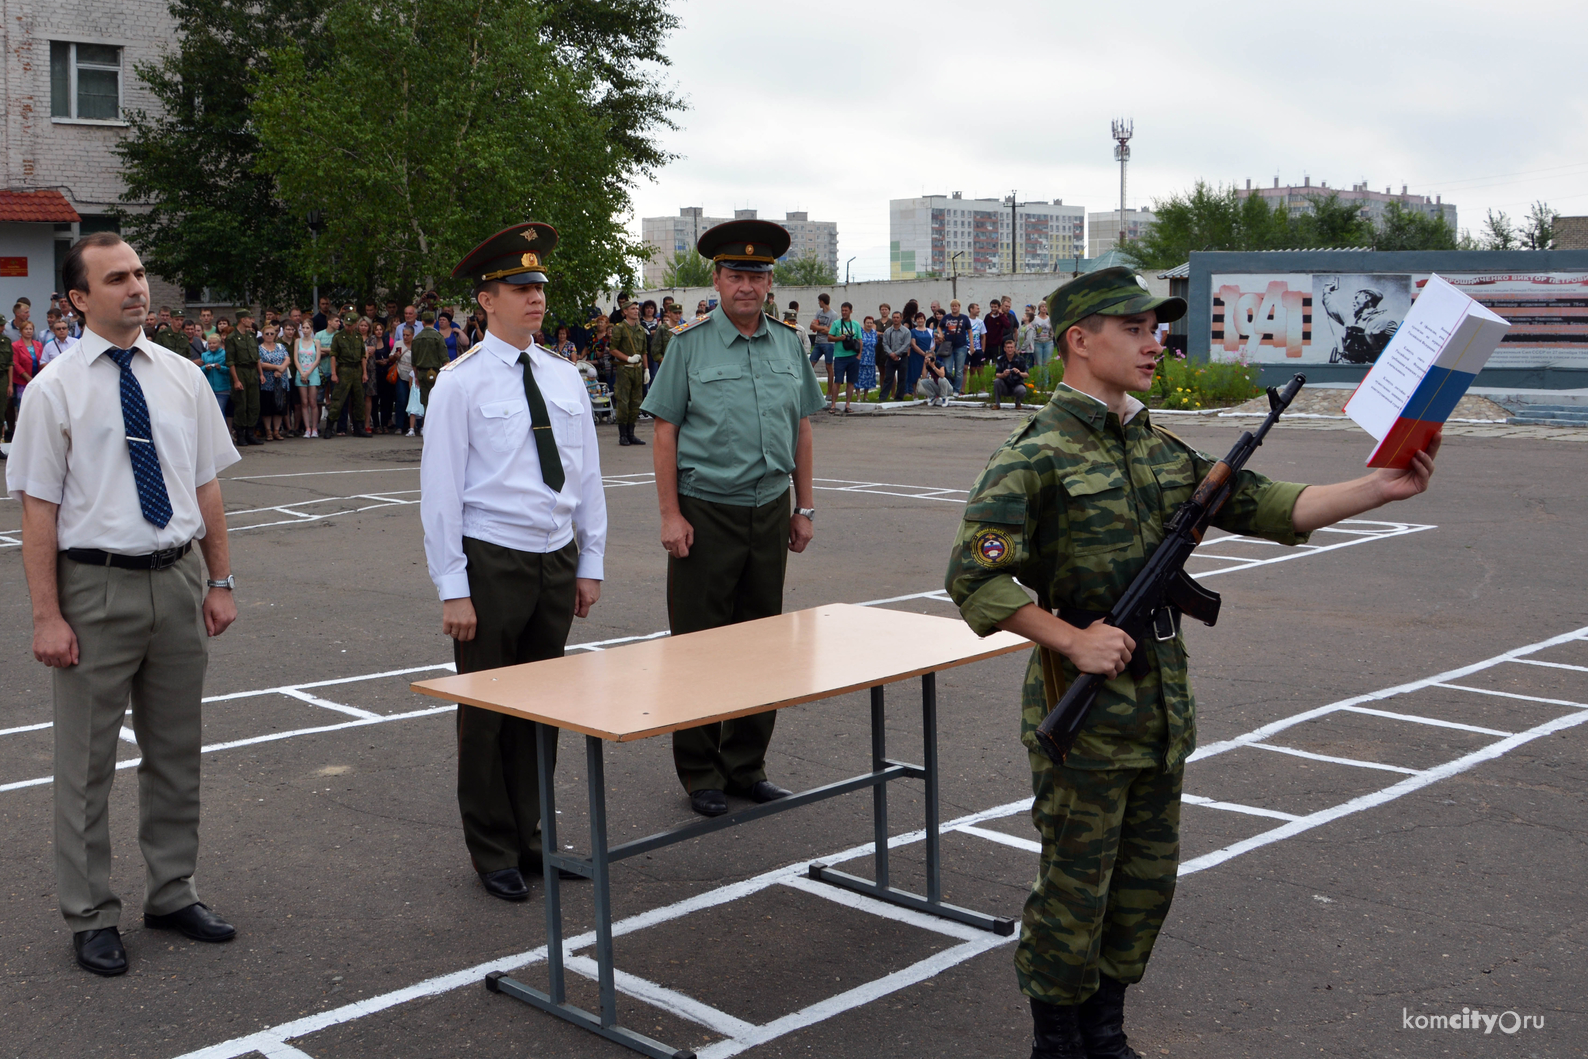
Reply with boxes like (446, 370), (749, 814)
(420, 329), (607, 600)
(5, 327), (241, 553)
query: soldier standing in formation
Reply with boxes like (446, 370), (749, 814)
(610, 299), (650, 445)
(153, 309), (189, 356)
(945, 267), (1441, 1059)
(640, 219), (824, 818)
(420, 222), (607, 901)
(322, 310), (370, 438)
(410, 311), (448, 434)
(224, 311), (261, 446)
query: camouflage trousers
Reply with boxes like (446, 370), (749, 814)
(324, 372), (366, 429)
(614, 365), (645, 425)
(1016, 752), (1182, 1005)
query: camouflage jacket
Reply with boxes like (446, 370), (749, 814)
(154, 327), (189, 356)
(224, 330), (259, 369)
(410, 327), (447, 371)
(330, 329), (365, 367)
(0, 333), (11, 373)
(611, 321), (649, 365)
(945, 384), (1309, 770)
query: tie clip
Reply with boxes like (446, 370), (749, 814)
(126, 437), (152, 443)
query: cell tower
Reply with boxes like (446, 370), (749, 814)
(1112, 118), (1133, 249)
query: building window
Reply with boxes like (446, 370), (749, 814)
(51, 41), (122, 121)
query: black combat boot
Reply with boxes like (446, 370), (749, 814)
(1076, 975), (1141, 1059)
(1030, 998), (1088, 1059)
(618, 424), (631, 445)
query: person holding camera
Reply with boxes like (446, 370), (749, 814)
(828, 301), (863, 415)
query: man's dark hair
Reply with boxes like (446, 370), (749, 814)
(787, 300), (799, 311)
(840, 301), (852, 310)
(60, 231), (127, 307)
(1055, 313), (1107, 359)
(817, 293), (830, 305)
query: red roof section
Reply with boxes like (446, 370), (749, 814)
(0, 189), (82, 223)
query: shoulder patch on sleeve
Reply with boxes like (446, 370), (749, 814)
(963, 495), (1028, 525)
(969, 527), (1017, 569)
(440, 344), (483, 371)
(671, 316), (710, 336)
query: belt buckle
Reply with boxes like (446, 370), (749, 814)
(1153, 608), (1178, 642)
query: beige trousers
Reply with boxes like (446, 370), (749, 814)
(53, 549), (209, 932)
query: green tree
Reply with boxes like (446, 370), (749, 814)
(1291, 192), (1374, 248)
(253, 0), (678, 320)
(115, 0), (327, 305)
(660, 248), (713, 287)
(1480, 209), (1518, 250)
(1125, 184), (1374, 269)
(1520, 201), (1559, 250)
(1373, 202), (1458, 251)
(773, 253), (838, 287)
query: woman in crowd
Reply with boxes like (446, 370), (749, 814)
(257, 321), (292, 440)
(357, 316), (380, 431)
(371, 319), (397, 433)
(436, 312), (461, 363)
(198, 330), (232, 430)
(292, 316), (323, 439)
(10, 321), (39, 409)
(393, 326), (415, 436)
(857, 314), (878, 401)
(1031, 301), (1055, 367)
(639, 299), (659, 339)
(907, 311), (935, 397)
(551, 324), (579, 362)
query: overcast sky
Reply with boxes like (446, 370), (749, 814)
(626, 0), (1588, 281)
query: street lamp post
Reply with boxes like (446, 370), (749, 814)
(950, 251), (965, 301)
(845, 256), (856, 286)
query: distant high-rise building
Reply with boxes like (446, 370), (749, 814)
(1087, 208), (1157, 258)
(641, 208), (837, 287)
(890, 193), (1085, 279)
(1237, 177), (1458, 233)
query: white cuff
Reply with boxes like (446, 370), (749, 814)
(575, 553), (605, 580)
(436, 574), (472, 600)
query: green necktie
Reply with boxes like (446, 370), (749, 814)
(516, 352), (566, 493)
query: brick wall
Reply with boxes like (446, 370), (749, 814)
(1554, 216), (1588, 251)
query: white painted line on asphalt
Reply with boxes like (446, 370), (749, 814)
(1430, 682), (1588, 710)
(562, 954), (760, 1038)
(119, 727), (139, 745)
(1246, 742), (1424, 775)
(276, 688), (381, 720)
(1335, 704), (1513, 737)
(224, 467), (419, 481)
(955, 824), (1043, 853)
(0, 721), (52, 738)
(1510, 658), (1588, 674)
(778, 872), (993, 943)
(1180, 795), (1301, 822)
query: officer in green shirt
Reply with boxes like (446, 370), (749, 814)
(322, 310), (369, 437)
(610, 300), (649, 445)
(224, 311), (261, 446)
(640, 219), (826, 819)
(410, 311), (448, 432)
(945, 267), (1442, 1059)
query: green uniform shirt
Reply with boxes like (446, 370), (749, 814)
(945, 383), (1309, 771)
(410, 327), (447, 371)
(650, 323), (675, 363)
(154, 327), (189, 356)
(0, 334), (12, 375)
(224, 330), (259, 369)
(640, 307), (825, 507)
(331, 329), (365, 367)
(611, 321), (648, 366)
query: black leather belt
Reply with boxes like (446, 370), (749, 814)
(1056, 605), (1180, 680)
(64, 541), (192, 571)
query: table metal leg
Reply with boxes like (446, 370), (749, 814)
(921, 673), (942, 905)
(870, 685), (889, 889)
(586, 734), (618, 1028)
(537, 722), (565, 1004)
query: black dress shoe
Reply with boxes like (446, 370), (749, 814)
(144, 902), (236, 942)
(689, 789), (729, 817)
(479, 867), (530, 901)
(522, 854), (586, 882)
(746, 780), (792, 803)
(73, 926), (128, 976)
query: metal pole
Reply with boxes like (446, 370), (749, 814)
(870, 685), (889, 888)
(921, 673), (941, 905)
(536, 724), (565, 1004)
(586, 736), (617, 1027)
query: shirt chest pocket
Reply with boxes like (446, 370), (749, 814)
(694, 363), (744, 385)
(479, 399), (528, 452)
(1061, 468), (1134, 556)
(547, 395), (585, 457)
(1151, 461), (1198, 516)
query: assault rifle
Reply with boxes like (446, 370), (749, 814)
(1032, 373), (1306, 764)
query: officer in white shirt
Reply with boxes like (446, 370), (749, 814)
(419, 222), (608, 902)
(7, 233), (241, 977)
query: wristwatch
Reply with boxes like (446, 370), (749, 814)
(795, 507), (816, 521)
(206, 575), (236, 590)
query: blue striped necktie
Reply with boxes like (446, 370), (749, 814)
(107, 347), (174, 528)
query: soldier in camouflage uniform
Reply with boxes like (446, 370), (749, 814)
(224, 311), (262, 446)
(610, 300), (649, 445)
(410, 311), (448, 433)
(945, 267), (1441, 1059)
(322, 310), (369, 437)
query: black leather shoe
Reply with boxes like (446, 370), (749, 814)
(522, 855), (585, 882)
(746, 780), (792, 803)
(144, 902), (237, 942)
(479, 868), (530, 901)
(689, 789), (729, 817)
(73, 927), (128, 976)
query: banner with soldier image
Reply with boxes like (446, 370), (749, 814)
(1210, 271), (1588, 369)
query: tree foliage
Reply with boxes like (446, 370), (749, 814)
(1372, 202), (1458, 252)
(1520, 201), (1559, 250)
(1480, 209), (1518, 250)
(773, 253), (837, 287)
(660, 248), (713, 288)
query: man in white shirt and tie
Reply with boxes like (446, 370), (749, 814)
(420, 222), (608, 902)
(8, 232), (241, 976)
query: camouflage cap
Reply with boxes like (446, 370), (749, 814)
(420, 310), (436, 323)
(1047, 266), (1186, 339)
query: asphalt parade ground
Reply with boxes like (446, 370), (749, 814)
(1, 409), (1583, 1059)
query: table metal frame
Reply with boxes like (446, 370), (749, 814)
(481, 670), (1016, 1059)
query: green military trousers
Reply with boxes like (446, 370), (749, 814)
(416, 368), (439, 415)
(53, 549), (209, 932)
(668, 490), (790, 793)
(323, 372), (366, 430)
(233, 376), (260, 431)
(1017, 752), (1183, 1005)
(614, 365), (645, 426)
(453, 537), (578, 874)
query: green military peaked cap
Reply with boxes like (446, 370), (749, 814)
(452, 222), (559, 286)
(696, 219), (790, 273)
(1047, 266), (1186, 339)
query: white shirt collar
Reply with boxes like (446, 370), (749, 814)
(481, 328), (540, 366)
(76, 326), (162, 361)
(1058, 382), (1147, 424)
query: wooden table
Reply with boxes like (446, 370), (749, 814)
(412, 603), (1028, 1059)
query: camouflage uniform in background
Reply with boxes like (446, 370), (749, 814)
(322, 316), (368, 431)
(410, 319), (448, 416)
(945, 383), (1309, 1006)
(224, 324), (261, 434)
(610, 319), (649, 430)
